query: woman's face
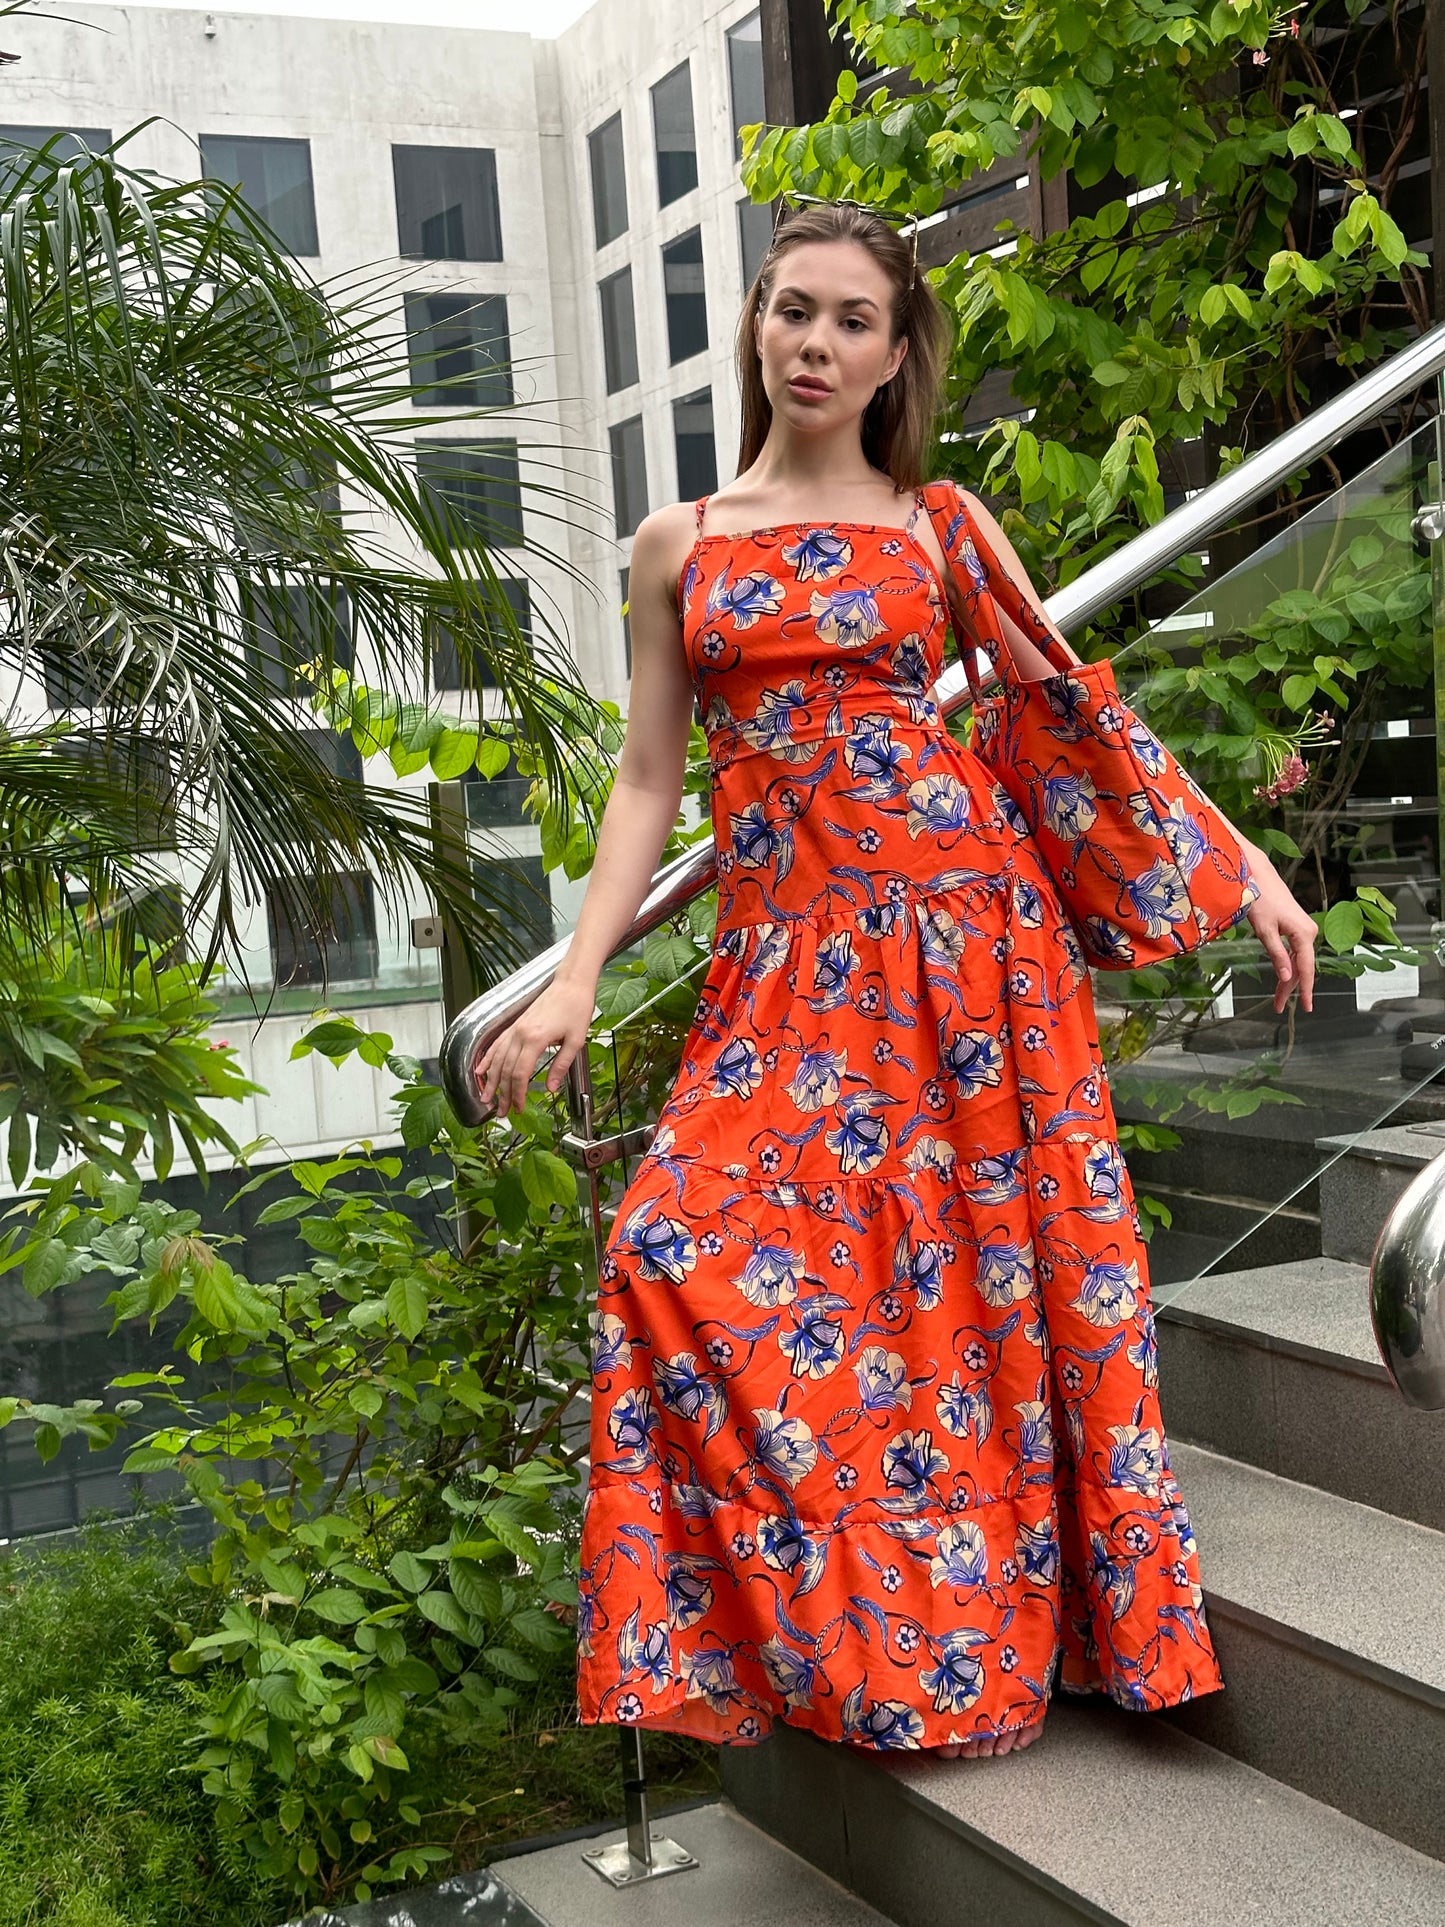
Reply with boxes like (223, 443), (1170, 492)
(754, 238), (907, 429)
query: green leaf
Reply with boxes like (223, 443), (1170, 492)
(1320, 900), (1365, 952)
(22, 1238), (71, 1299)
(386, 1275), (429, 1342)
(429, 727), (479, 779)
(482, 1645), (539, 1682)
(486, 1513), (544, 1570)
(193, 1259), (241, 1331)
(1280, 673), (1317, 711)
(509, 1604), (574, 1651)
(415, 1587), (473, 1640)
(349, 1382), (385, 1420)
(389, 1550), (432, 1594)
(7, 1111), (31, 1191)
(306, 1587), (369, 1626)
(449, 1557), (503, 1620)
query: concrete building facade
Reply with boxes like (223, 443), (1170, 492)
(1, 0), (766, 1165)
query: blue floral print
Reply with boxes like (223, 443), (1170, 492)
(576, 487), (1228, 1751)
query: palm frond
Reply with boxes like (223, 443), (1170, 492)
(1, 128), (613, 987)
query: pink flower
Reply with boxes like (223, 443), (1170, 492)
(1253, 751), (1308, 804)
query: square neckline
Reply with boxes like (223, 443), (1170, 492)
(675, 486), (951, 618)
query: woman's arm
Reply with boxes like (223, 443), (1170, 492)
(475, 504), (699, 1118)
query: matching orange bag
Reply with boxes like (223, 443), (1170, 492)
(920, 480), (1260, 970)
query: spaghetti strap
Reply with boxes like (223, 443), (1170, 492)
(905, 488), (925, 535)
(694, 494), (711, 533)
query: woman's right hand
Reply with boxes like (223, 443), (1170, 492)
(475, 975), (599, 1121)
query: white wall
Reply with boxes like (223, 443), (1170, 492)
(553, 0), (761, 554)
(1, 0), (753, 1170)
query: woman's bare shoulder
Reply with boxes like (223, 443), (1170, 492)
(629, 499), (704, 607)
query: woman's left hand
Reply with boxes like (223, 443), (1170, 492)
(1241, 843), (1317, 1014)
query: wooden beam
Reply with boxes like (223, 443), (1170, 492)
(760, 0), (848, 129)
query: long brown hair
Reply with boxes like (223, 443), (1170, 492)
(734, 199), (954, 489)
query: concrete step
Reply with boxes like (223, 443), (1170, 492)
(1138, 1183), (1319, 1278)
(492, 1798), (897, 1927)
(299, 1799), (897, 1927)
(720, 1696), (1445, 1926)
(1157, 1256), (1445, 1529)
(1163, 1441), (1445, 1859)
(1316, 1123), (1445, 1264)
(1121, 1116), (1323, 1216)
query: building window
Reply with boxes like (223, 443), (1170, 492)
(472, 850), (554, 960)
(672, 388), (717, 502)
(620, 565), (631, 678)
(464, 747), (534, 830)
(301, 728), (364, 786)
(651, 60), (698, 207)
(415, 439), (524, 547)
(662, 228), (707, 364)
(392, 144), (502, 261)
(599, 265), (640, 394)
(738, 194), (772, 295)
(200, 134), (319, 256)
(609, 416), (648, 539)
(726, 11), (765, 164)
(266, 868), (377, 988)
(404, 292), (512, 408)
(0, 124), (111, 190)
(243, 579), (353, 697)
(431, 578), (530, 693)
(587, 111), (628, 248)
(42, 628), (111, 710)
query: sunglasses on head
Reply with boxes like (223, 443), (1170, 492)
(770, 190), (920, 296)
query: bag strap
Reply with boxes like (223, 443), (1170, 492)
(919, 480), (1069, 692)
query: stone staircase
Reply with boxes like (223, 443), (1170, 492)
(718, 1124), (1445, 1925)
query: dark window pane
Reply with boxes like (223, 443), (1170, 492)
(599, 265), (639, 394)
(125, 881), (186, 967)
(43, 623), (113, 710)
(0, 124), (112, 194)
(393, 144), (502, 260)
(609, 415), (648, 539)
(200, 134), (319, 256)
(651, 60), (698, 206)
(243, 579), (353, 697)
(472, 851), (553, 961)
(403, 292), (512, 408)
(463, 747), (534, 830)
(726, 11), (765, 164)
(587, 111), (628, 248)
(300, 728), (364, 786)
(673, 387), (717, 501)
(431, 578), (530, 693)
(415, 439), (524, 547)
(56, 733), (178, 852)
(266, 869), (377, 988)
(231, 441), (341, 560)
(738, 194), (772, 295)
(662, 227), (707, 364)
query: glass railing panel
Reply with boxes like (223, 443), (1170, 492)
(1087, 415), (1445, 1293)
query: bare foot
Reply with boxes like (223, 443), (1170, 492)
(929, 1719), (1045, 1760)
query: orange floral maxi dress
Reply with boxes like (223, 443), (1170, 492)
(574, 484), (1227, 1748)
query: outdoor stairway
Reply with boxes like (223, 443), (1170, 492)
(715, 1123), (1445, 1925)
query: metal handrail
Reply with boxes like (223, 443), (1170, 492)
(441, 317), (1445, 1125)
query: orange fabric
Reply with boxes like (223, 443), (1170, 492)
(575, 489), (1225, 1748)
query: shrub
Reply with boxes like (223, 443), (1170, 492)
(0, 1522), (281, 1927)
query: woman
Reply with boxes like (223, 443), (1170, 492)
(476, 200), (1317, 1760)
